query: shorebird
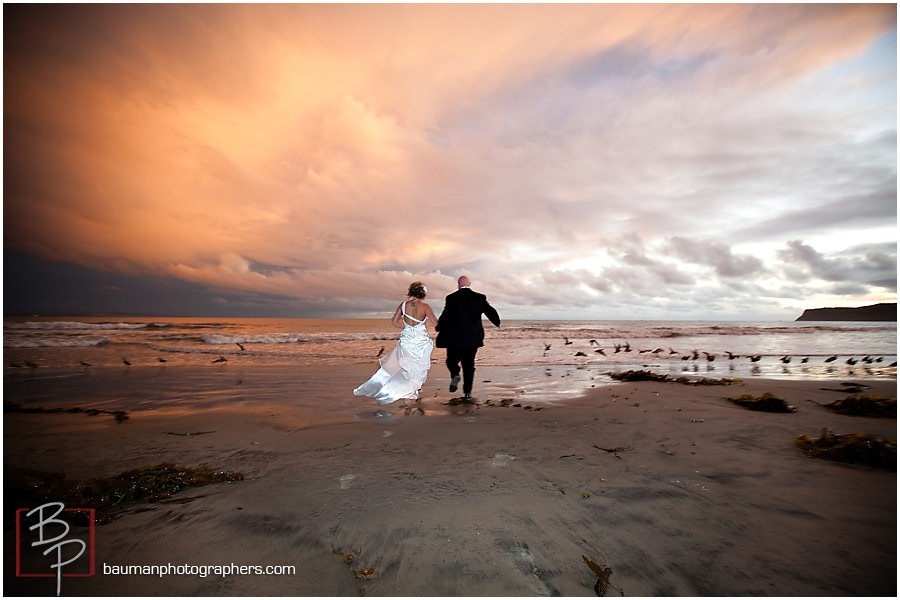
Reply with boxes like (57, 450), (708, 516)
(691, 350), (699, 360)
(80, 361), (92, 368)
(749, 355), (762, 362)
(236, 342), (246, 351)
(594, 348), (606, 355)
(725, 351), (738, 360)
(614, 344), (622, 353)
(623, 342), (632, 352)
(158, 357), (167, 363)
(703, 352), (715, 362)
(544, 343), (552, 351)
(212, 356), (227, 363)
(122, 358), (131, 366)
(824, 355), (838, 363)
(376, 347), (385, 358)
(800, 357), (809, 363)
(780, 356), (791, 364)
(846, 357), (858, 365)
(575, 351), (587, 357)
(669, 348), (678, 355)
(589, 340), (598, 346)
(563, 337), (573, 345)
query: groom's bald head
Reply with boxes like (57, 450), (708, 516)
(457, 276), (471, 289)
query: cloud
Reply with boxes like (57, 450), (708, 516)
(3, 4), (896, 319)
(666, 237), (765, 278)
(777, 240), (897, 290)
(733, 187), (897, 243)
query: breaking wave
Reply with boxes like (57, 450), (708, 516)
(495, 323), (894, 340)
(4, 336), (109, 348)
(202, 333), (397, 345)
(4, 321), (226, 331)
(6, 321), (161, 331)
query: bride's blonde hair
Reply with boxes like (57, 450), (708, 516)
(408, 281), (427, 299)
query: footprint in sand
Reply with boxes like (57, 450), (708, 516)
(339, 474), (356, 489)
(492, 453), (516, 467)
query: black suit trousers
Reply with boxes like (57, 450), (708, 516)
(445, 347), (479, 395)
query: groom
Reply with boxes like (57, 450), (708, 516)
(435, 276), (501, 399)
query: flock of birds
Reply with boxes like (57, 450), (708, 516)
(546, 337), (897, 368)
(8, 338), (897, 371)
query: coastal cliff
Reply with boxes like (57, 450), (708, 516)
(796, 303), (896, 322)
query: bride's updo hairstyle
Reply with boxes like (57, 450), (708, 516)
(408, 281), (427, 299)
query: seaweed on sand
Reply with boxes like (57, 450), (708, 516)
(609, 370), (741, 385)
(582, 555), (613, 596)
(727, 392), (797, 413)
(794, 428), (896, 470)
(5, 463), (244, 524)
(332, 549), (375, 595)
(609, 370), (669, 382)
(821, 395), (896, 418)
(5, 402), (129, 422)
(445, 396), (478, 406)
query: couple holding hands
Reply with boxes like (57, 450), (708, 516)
(354, 276), (500, 405)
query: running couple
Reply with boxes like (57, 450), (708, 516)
(353, 276), (501, 405)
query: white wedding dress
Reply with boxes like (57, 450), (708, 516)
(354, 301), (434, 405)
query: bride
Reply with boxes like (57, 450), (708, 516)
(354, 281), (438, 405)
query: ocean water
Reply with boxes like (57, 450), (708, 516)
(4, 317), (896, 420)
(4, 316), (897, 379)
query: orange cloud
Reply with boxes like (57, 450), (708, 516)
(4, 3), (895, 314)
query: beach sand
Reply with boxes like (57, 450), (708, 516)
(4, 365), (896, 596)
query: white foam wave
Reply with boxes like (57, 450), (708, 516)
(4, 321), (155, 331)
(493, 323), (892, 340)
(202, 333), (397, 345)
(4, 336), (109, 348)
(147, 344), (364, 361)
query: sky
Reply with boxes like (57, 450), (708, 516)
(3, 3), (897, 320)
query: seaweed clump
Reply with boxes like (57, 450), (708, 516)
(727, 392), (797, 413)
(822, 395), (896, 418)
(5, 402), (129, 422)
(445, 396), (478, 406)
(609, 370), (740, 385)
(6, 463), (243, 524)
(794, 429), (896, 470)
(582, 555), (613, 596)
(332, 549), (376, 595)
(610, 370), (670, 382)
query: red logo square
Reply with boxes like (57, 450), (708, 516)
(15, 506), (96, 578)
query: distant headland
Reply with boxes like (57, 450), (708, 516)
(795, 303), (896, 322)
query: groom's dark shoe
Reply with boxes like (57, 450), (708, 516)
(449, 376), (460, 393)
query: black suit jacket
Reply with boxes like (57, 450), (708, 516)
(435, 288), (501, 349)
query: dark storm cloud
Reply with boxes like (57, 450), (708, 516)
(777, 240), (897, 289)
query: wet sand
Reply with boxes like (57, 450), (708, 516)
(4, 366), (896, 596)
